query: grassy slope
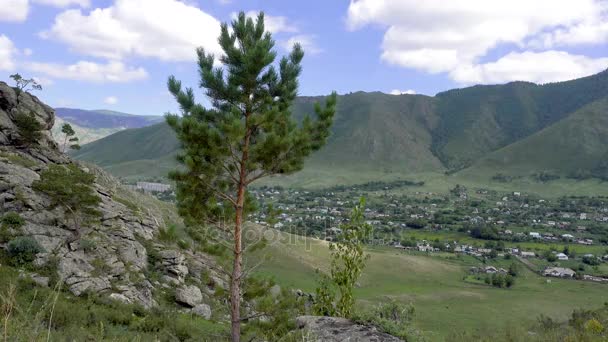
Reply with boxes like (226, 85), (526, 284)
(51, 116), (124, 146)
(253, 230), (608, 340)
(73, 92), (444, 181)
(433, 69), (608, 170)
(72, 122), (180, 168)
(71, 70), (608, 187)
(464, 97), (608, 178)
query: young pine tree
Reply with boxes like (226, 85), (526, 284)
(32, 164), (100, 246)
(165, 12), (336, 341)
(8, 74), (44, 146)
(60, 123), (81, 152)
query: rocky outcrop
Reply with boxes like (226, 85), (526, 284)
(175, 285), (203, 307)
(0, 83), (227, 309)
(0, 82), (56, 148)
(295, 316), (404, 342)
(192, 304), (212, 319)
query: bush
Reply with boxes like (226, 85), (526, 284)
(1, 212), (25, 228)
(13, 112), (43, 145)
(79, 239), (96, 253)
(158, 224), (179, 243)
(7, 236), (44, 266)
(353, 299), (420, 340)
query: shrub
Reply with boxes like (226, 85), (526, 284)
(13, 112), (43, 145)
(353, 299), (418, 340)
(584, 318), (604, 334)
(7, 236), (44, 266)
(79, 239), (96, 253)
(158, 224), (179, 243)
(1, 212), (25, 228)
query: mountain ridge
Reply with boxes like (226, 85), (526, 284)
(72, 69), (608, 183)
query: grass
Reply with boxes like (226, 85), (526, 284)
(252, 229), (608, 341)
(0, 255), (229, 341)
(0, 151), (38, 168)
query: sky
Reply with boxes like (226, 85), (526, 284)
(0, 0), (607, 115)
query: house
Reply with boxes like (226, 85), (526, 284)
(561, 234), (574, 239)
(529, 232), (541, 238)
(417, 244), (434, 252)
(520, 251), (536, 258)
(556, 253), (569, 261)
(484, 266), (497, 274)
(543, 267), (575, 278)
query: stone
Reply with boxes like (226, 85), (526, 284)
(191, 304), (212, 320)
(109, 293), (132, 304)
(160, 250), (189, 280)
(175, 285), (203, 307)
(295, 316), (404, 342)
(269, 284), (281, 298)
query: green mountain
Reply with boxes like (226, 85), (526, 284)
(465, 97), (608, 179)
(73, 92), (444, 181)
(433, 70), (608, 169)
(53, 108), (164, 145)
(72, 70), (608, 183)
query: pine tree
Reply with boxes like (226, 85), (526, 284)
(165, 12), (336, 341)
(8, 74), (44, 146)
(33, 164), (100, 246)
(60, 123), (81, 152)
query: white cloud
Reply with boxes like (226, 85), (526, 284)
(240, 11), (298, 33)
(32, 76), (54, 86)
(450, 51), (608, 84)
(42, 0), (223, 62)
(25, 60), (148, 83)
(282, 35), (322, 55)
(104, 96), (118, 105)
(346, 0), (608, 83)
(23, 48), (33, 56)
(389, 89), (416, 95)
(33, 0), (90, 7)
(0, 0), (28, 22)
(0, 0), (88, 23)
(0, 35), (17, 71)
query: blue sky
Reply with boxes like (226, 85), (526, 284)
(0, 0), (607, 115)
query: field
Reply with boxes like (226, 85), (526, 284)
(251, 230), (608, 340)
(262, 168), (608, 198)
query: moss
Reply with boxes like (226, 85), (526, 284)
(0, 151), (37, 168)
(113, 196), (140, 213)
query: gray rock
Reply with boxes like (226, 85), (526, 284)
(109, 293), (132, 304)
(295, 316), (404, 342)
(160, 250), (189, 280)
(191, 304), (212, 320)
(269, 284), (281, 298)
(175, 285), (203, 307)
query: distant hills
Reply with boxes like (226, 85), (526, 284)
(52, 108), (163, 145)
(72, 69), (608, 183)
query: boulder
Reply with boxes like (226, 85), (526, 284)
(109, 293), (132, 304)
(191, 304), (212, 320)
(175, 285), (203, 307)
(295, 316), (404, 342)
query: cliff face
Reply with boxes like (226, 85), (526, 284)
(0, 82), (225, 309)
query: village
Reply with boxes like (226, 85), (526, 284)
(127, 179), (608, 285)
(247, 182), (608, 284)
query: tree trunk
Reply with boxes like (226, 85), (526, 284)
(231, 191), (244, 342)
(231, 127), (251, 342)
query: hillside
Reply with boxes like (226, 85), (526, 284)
(464, 97), (608, 179)
(53, 108), (164, 145)
(72, 70), (608, 184)
(433, 70), (608, 169)
(55, 108), (163, 129)
(73, 92), (444, 181)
